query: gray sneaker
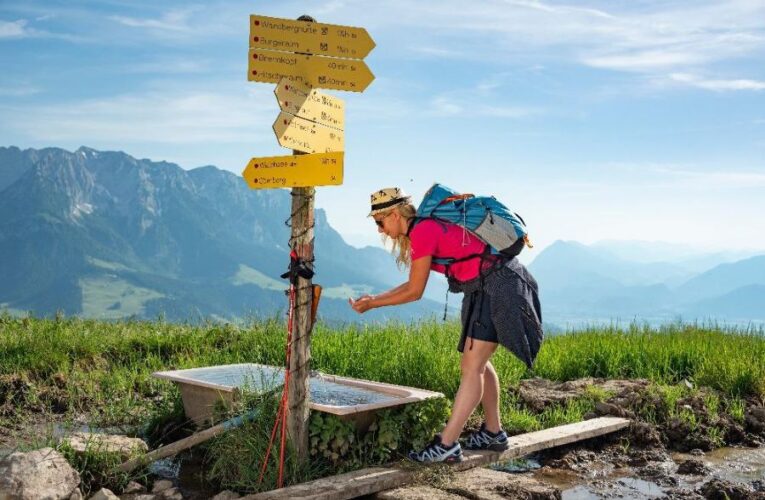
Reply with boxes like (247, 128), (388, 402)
(462, 423), (509, 451)
(408, 435), (464, 463)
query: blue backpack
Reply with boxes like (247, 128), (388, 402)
(413, 183), (531, 269)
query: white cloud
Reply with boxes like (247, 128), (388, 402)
(0, 85), (42, 96)
(110, 9), (196, 33)
(3, 85), (275, 145)
(0, 19), (29, 38)
(669, 73), (765, 91)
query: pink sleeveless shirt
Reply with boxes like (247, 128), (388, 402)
(409, 219), (487, 282)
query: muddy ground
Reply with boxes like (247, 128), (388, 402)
(3, 376), (765, 499)
(378, 378), (765, 499)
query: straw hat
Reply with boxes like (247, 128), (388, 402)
(368, 187), (411, 216)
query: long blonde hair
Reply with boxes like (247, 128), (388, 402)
(381, 203), (417, 269)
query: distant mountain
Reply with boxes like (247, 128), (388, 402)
(591, 240), (758, 277)
(0, 146), (445, 323)
(674, 255), (765, 303)
(528, 240), (765, 325)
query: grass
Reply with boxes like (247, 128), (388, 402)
(1, 313), (764, 492)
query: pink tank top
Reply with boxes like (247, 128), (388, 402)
(409, 219), (487, 282)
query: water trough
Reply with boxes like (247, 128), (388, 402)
(153, 363), (443, 429)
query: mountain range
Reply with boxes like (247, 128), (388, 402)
(527, 240), (765, 326)
(0, 146), (444, 323)
(1, 146), (763, 328)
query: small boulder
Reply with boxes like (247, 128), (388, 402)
(0, 447), (80, 500)
(211, 491), (241, 500)
(151, 480), (174, 494)
(62, 432), (148, 462)
(123, 481), (146, 494)
(89, 488), (119, 500)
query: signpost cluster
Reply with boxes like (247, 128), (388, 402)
(241, 14), (375, 464)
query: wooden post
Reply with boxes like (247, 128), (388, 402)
(287, 168), (314, 462)
(286, 13), (317, 465)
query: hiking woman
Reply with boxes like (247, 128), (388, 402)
(349, 187), (543, 463)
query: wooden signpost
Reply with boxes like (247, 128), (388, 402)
(242, 152), (343, 188)
(242, 14), (375, 466)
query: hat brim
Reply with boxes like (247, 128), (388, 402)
(368, 197), (411, 217)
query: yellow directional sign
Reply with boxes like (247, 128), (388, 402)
(250, 15), (375, 60)
(275, 78), (344, 130)
(273, 111), (344, 154)
(242, 152), (343, 189)
(248, 49), (374, 92)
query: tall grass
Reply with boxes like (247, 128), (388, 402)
(1, 313), (764, 427)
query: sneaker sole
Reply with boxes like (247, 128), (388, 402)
(464, 442), (509, 452)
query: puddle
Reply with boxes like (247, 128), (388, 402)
(526, 446), (765, 499)
(673, 446), (765, 484)
(491, 457), (542, 473)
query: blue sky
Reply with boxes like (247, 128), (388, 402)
(1, 1), (764, 257)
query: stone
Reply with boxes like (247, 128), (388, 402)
(62, 432), (148, 461)
(69, 489), (83, 500)
(0, 447), (80, 500)
(211, 491), (241, 500)
(123, 481), (146, 494)
(88, 488), (119, 500)
(159, 487), (183, 500)
(151, 480), (174, 494)
(448, 467), (561, 499)
(375, 486), (464, 499)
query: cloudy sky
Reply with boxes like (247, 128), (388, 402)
(1, 0), (764, 256)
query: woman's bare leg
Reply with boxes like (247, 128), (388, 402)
(481, 361), (501, 433)
(440, 339), (498, 445)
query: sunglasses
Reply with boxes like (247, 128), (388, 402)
(374, 212), (392, 228)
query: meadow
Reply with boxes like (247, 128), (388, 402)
(1, 313), (764, 493)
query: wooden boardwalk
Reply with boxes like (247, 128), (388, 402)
(244, 416), (631, 500)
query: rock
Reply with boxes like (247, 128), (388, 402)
(689, 449), (705, 456)
(89, 488), (119, 500)
(62, 432), (148, 461)
(375, 486), (463, 499)
(0, 447), (80, 500)
(123, 481), (146, 494)
(211, 491), (241, 500)
(70, 489), (83, 500)
(676, 459), (711, 475)
(159, 487), (183, 500)
(151, 480), (174, 494)
(447, 467), (561, 499)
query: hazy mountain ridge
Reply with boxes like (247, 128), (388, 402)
(0, 146), (442, 323)
(529, 241), (765, 325)
(2, 145), (763, 326)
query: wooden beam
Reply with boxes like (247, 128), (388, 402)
(243, 416), (630, 500)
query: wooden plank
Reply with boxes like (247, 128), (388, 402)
(244, 417), (630, 500)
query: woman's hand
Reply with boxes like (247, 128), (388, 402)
(349, 296), (375, 314)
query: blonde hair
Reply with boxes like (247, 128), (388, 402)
(381, 203), (417, 269)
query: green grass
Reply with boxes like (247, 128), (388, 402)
(79, 276), (164, 319)
(2, 313), (764, 493)
(1, 315), (764, 422)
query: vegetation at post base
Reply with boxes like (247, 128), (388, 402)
(1, 311), (764, 493)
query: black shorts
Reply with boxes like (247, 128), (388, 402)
(458, 290), (499, 352)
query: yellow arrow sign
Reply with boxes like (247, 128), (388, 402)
(273, 111), (344, 154)
(250, 15), (375, 60)
(242, 152), (343, 189)
(274, 78), (344, 130)
(248, 49), (374, 92)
